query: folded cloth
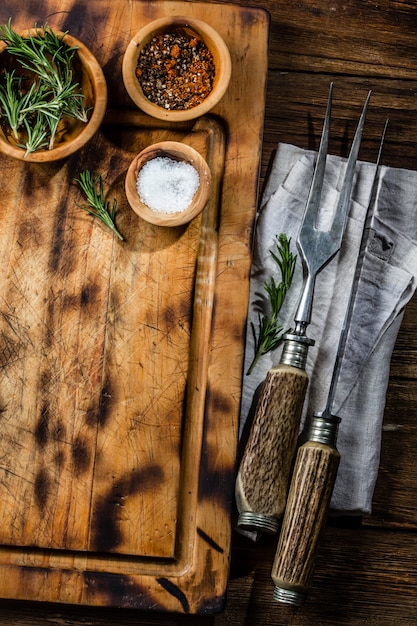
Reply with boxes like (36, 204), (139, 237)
(240, 142), (417, 515)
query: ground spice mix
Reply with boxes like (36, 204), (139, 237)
(136, 28), (215, 110)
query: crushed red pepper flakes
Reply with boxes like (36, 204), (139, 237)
(136, 28), (215, 110)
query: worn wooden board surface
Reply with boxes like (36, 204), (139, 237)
(0, 0), (269, 613)
(3, 0), (417, 624)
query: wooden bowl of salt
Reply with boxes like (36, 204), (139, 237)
(125, 141), (212, 226)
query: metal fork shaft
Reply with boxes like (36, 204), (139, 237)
(294, 89), (371, 332)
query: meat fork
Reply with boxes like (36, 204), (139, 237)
(235, 84), (371, 536)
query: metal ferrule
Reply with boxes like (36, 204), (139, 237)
(280, 333), (315, 370)
(308, 412), (340, 447)
(273, 585), (306, 607)
(237, 511), (279, 536)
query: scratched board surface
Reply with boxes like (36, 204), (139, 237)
(0, 124), (207, 557)
(0, 0), (269, 614)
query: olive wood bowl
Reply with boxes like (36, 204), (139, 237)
(125, 141), (212, 227)
(122, 16), (231, 122)
(0, 28), (107, 162)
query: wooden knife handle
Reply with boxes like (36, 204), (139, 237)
(235, 363), (309, 535)
(271, 439), (340, 605)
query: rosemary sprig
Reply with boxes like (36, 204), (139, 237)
(0, 70), (25, 138)
(247, 233), (296, 375)
(75, 170), (124, 241)
(0, 19), (89, 155)
(22, 113), (49, 155)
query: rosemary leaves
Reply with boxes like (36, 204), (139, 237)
(0, 20), (89, 155)
(247, 234), (296, 375)
(75, 171), (124, 241)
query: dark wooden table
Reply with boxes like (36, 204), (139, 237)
(2, 0), (417, 624)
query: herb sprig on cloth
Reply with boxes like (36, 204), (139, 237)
(75, 170), (124, 241)
(247, 233), (296, 374)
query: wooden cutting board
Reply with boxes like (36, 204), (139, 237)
(0, 0), (269, 614)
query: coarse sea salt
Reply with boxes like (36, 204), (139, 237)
(137, 156), (200, 214)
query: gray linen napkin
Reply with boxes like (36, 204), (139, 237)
(240, 143), (417, 515)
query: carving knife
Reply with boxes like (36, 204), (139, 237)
(271, 120), (388, 605)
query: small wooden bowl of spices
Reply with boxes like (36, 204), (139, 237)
(122, 16), (231, 122)
(125, 141), (212, 227)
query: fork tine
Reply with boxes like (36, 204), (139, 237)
(301, 82), (333, 230)
(294, 87), (371, 330)
(329, 90), (372, 243)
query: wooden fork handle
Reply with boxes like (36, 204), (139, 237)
(271, 440), (340, 605)
(235, 364), (308, 535)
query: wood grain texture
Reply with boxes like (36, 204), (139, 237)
(2, 0), (417, 624)
(271, 441), (340, 597)
(0, 0), (269, 614)
(236, 364), (308, 523)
